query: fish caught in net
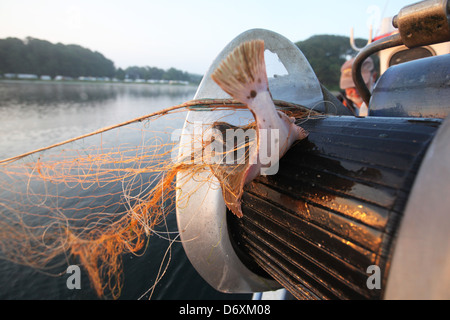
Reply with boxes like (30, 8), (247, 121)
(0, 40), (323, 299)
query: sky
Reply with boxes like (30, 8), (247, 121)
(0, 0), (415, 75)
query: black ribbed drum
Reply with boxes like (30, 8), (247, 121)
(227, 116), (441, 299)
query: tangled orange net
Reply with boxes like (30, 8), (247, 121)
(0, 98), (319, 299)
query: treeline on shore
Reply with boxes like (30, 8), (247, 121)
(0, 37), (202, 84)
(0, 35), (367, 89)
(295, 34), (369, 91)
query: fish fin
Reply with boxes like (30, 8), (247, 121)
(211, 40), (269, 104)
(296, 125), (309, 140)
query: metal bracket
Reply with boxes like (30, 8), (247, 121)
(353, 0), (450, 106)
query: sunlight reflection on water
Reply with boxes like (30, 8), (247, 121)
(0, 80), (251, 300)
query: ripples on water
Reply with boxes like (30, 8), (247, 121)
(0, 81), (193, 160)
(0, 81), (251, 300)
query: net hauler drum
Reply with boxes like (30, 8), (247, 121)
(176, 3), (450, 298)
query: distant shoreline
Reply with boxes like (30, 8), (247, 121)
(0, 78), (199, 86)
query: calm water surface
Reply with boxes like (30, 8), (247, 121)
(0, 81), (251, 300)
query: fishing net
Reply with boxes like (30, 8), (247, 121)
(0, 98), (320, 299)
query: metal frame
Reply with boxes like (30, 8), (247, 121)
(353, 0), (450, 106)
(385, 115), (450, 299)
(175, 28), (323, 293)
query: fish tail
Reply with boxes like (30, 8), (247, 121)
(211, 40), (269, 104)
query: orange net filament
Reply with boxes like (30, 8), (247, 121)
(0, 99), (320, 299)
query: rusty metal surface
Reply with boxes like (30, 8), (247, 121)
(393, 0), (450, 48)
